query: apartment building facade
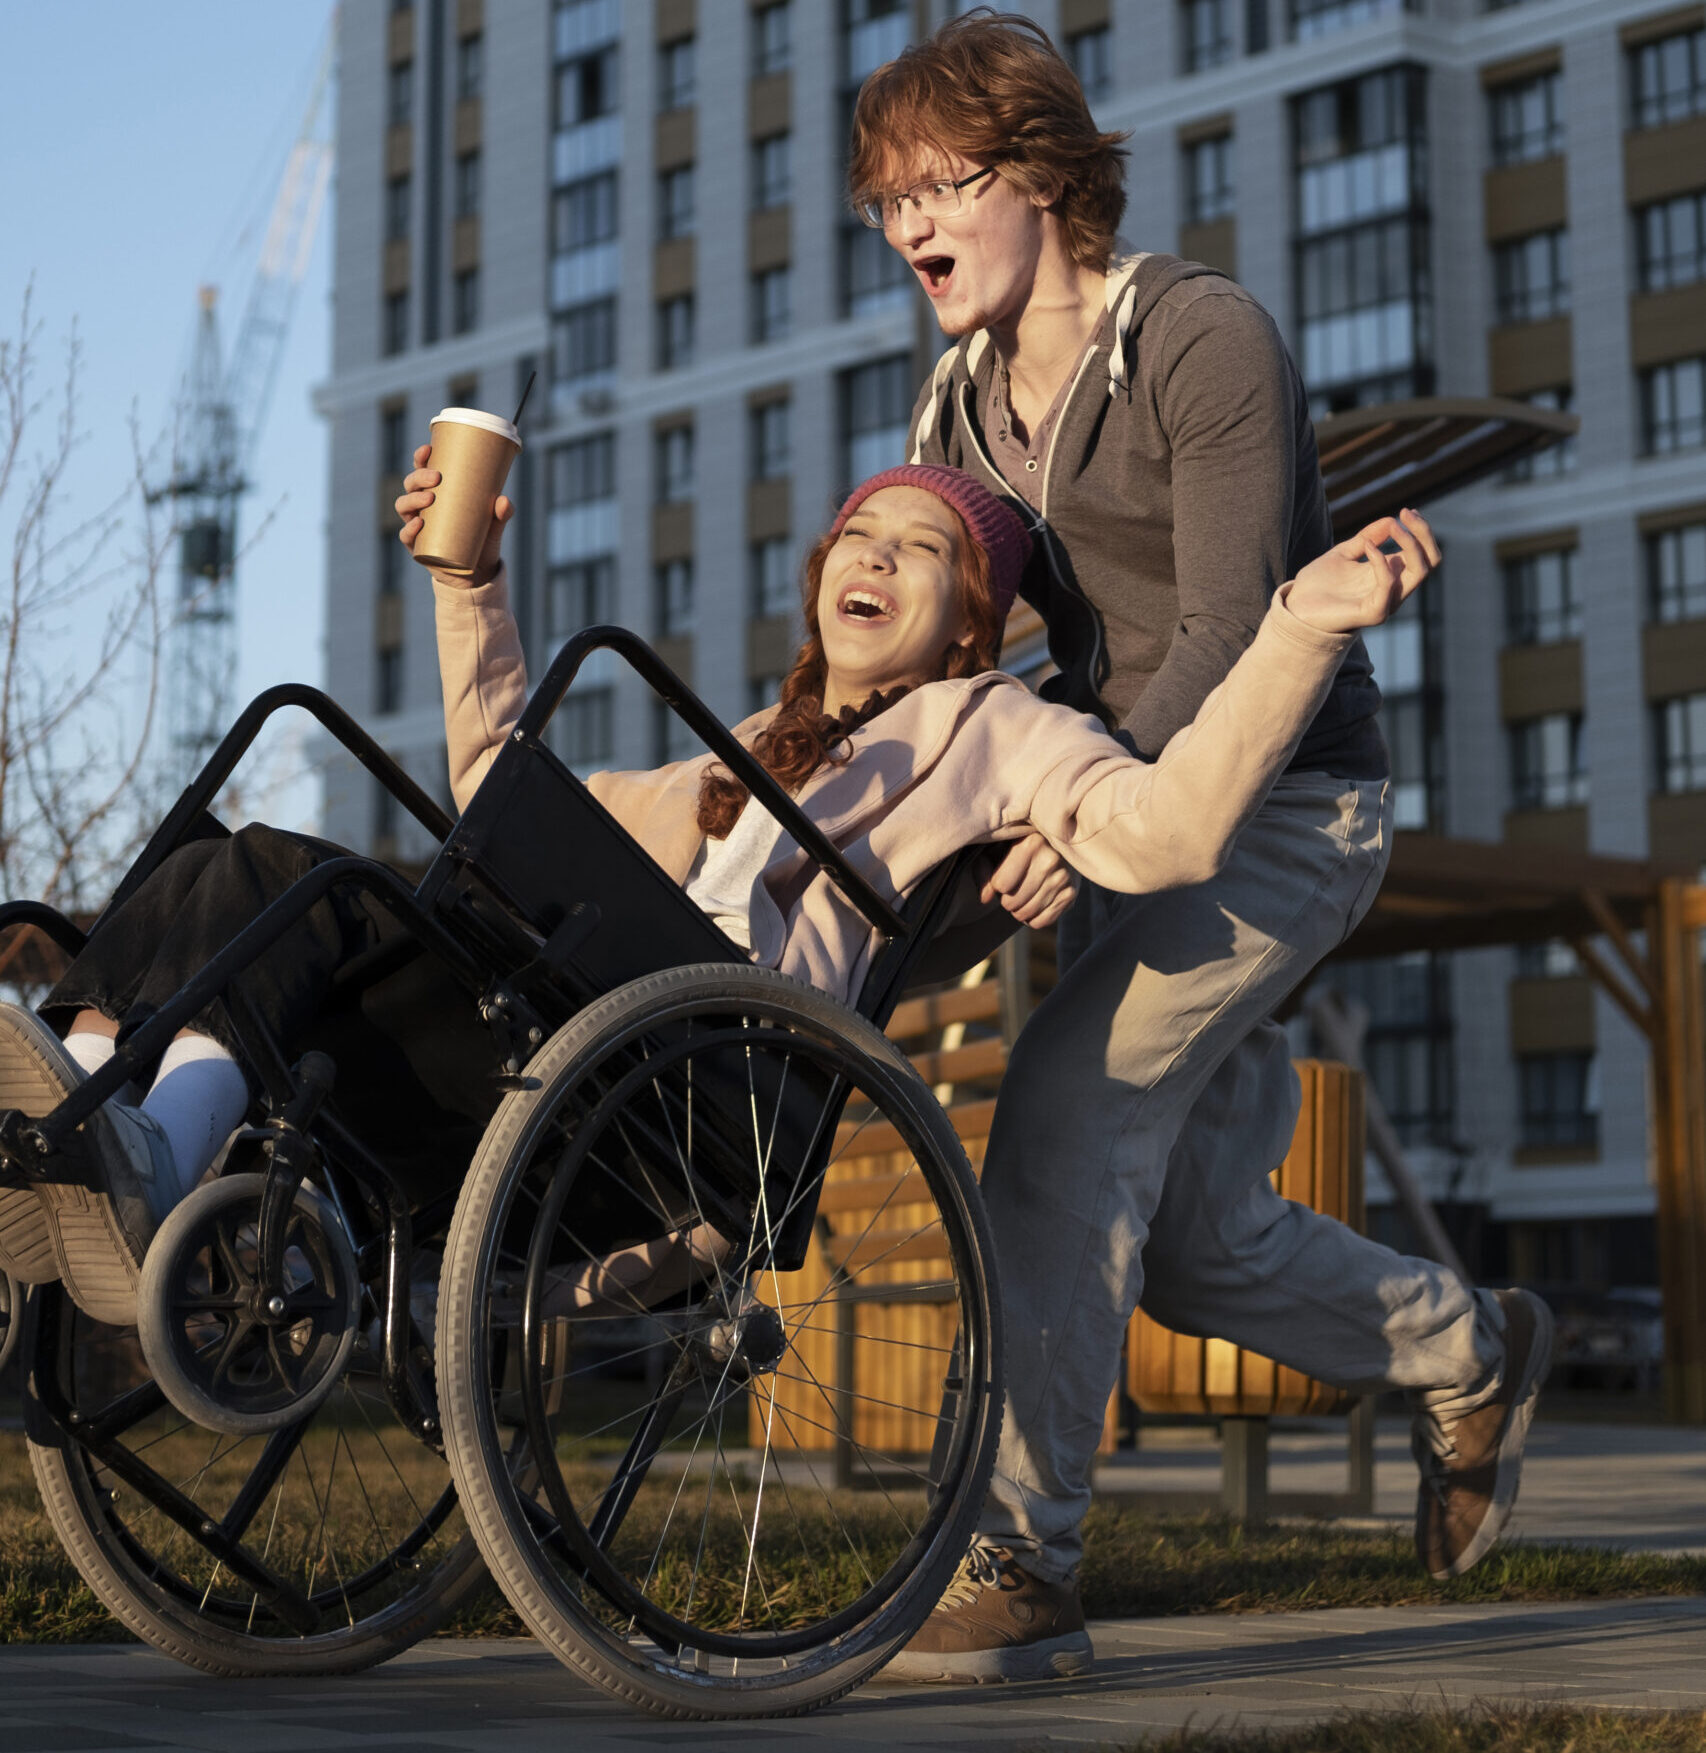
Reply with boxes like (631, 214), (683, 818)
(319, 0), (1706, 1292)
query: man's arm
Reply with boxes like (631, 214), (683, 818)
(1121, 291), (1311, 760)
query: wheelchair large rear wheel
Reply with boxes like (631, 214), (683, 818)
(24, 1264), (491, 1674)
(438, 964), (1003, 1719)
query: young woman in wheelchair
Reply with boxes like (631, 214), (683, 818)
(0, 457), (1435, 1325)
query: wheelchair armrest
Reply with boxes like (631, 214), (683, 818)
(521, 627), (908, 942)
(108, 685), (455, 916)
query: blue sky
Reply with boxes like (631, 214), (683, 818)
(4, 4), (338, 825)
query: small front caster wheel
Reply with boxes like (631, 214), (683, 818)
(137, 1172), (359, 1436)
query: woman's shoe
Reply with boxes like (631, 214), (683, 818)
(0, 1004), (178, 1326)
(0, 1004), (76, 1284)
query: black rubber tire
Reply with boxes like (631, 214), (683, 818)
(24, 1280), (492, 1677)
(438, 964), (1003, 1719)
(136, 1174), (362, 1438)
(0, 1268), (18, 1377)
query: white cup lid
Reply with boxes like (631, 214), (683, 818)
(431, 407), (521, 445)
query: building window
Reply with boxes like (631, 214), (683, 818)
(1630, 25), (1706, 130)
(384, 290), (409, 357)
(1518, 1051), (1599, 1151)
(845, 0), (910, 87)
(1488, 69), (1562, 166)
(549, 433), (616, 509)
(751, 400), (791, 479)
(1504, 547), (1579, 645)
(659, 165), (695, 240)
(547, 555), (616, 640)
(844, 223), (912, 316)
(381, 404), (409, 475)
(1637, 192), (1706, 293)
(842, 355), (913, 489)
(387, 61), (413, 128)
(1291, 0), (1410, 40)
(1656, 691), (1706, 791)
(1492, 228), (1569, 324)
(556, 690), (615, 768)
(1316, 952), (1455, 1147)
(456, 32), (482, 101)
(752, 133), (792, 211)
(1516, 940), (1582, 980)
(1500, 386), (1576, 482)
(749, 673), (786, 713)
(379, 529), (406, 599)
(656, 558), (694, 638)
(553, 171), (618, 252)
(1362, 587), (1443, 830)
(386, 174), (411, 242)
(1510, 712), (1587, 810)
(1640, 357), (1706, 455)
(1181, 0), (1232, 72)
(454, 152), (481, 221)
(1068, 26), (1112, 98)
(752, 266), (793, 343)
(657, 295), (695, 371)
(752, 537), (795, 618)
(1294, 65), (1432, 412)
(452, 268), (479, 335)
(1649, 520), (1706, 623)
(375, 646), (403, 715)
(659, 35), (696, 112)
(551, 298), (617, 385)
(656, 425), (694, 503)
(1184, 135), (1234, 225)
(654, 697), (699, 764)
(754, 1), (792, 77)
(557, 43), (620, 128)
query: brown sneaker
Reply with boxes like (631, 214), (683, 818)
(1414, 1287), (1554, 1580)
(885, 1542), (1093, 1684)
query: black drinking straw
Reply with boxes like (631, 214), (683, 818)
(512, 369), (537, 428)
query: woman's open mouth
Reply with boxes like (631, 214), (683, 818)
(838, 586), (897, 623)
(914, 254), (955, 297)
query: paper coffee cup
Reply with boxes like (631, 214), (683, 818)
(413, 407), (522, 577)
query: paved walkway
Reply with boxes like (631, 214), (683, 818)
(5, 1598), (1706, 1750)
(1095, 1417), (1706, 1552)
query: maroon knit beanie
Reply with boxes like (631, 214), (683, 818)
(828, 465), (1032, 618)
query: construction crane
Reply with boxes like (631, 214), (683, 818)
(155, 17), (336, 783)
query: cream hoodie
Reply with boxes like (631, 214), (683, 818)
(433, 570), (1357, 1006)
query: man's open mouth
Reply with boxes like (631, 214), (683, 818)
(914, 254), (955, 293)
(839, 586), (897, 622)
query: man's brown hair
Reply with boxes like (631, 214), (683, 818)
(848, 9), (1129, 274)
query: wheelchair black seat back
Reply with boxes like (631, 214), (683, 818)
(0, 626), (1005, 1715)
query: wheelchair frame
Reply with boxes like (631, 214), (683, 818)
(0, 627), (986, 1655)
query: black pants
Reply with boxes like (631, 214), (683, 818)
(43, 824), (504, 1203)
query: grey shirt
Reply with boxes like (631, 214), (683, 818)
(913, 253), (1387, 779)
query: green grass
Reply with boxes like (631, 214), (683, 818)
(5, 1428), (1705, 1645)
(1092, 1705), (1706, 1752)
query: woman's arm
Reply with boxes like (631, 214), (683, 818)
(1014, 514), (1437, 893)
(397, 444), (526, 812)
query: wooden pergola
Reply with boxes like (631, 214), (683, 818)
(1331, 836), (1706, 1424)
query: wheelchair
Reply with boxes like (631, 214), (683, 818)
(0, 629), (1004, 1716)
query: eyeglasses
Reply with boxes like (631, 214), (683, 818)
(855, 165), (997, 231)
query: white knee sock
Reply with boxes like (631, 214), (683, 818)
(142, 1035), (250, 1199)
(64, 1031), (117, 1078)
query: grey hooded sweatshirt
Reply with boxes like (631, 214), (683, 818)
(906, 252), (1388, 779)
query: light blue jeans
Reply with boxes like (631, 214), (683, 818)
(977, 771), (1502, 1581)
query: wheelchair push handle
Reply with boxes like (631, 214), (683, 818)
(523, 627), (910, 943)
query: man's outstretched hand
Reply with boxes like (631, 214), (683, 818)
(395, 442), (514, 588)
(981, 831), (1078, 931)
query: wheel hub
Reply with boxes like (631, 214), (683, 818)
(693, 1294), (786, 1378)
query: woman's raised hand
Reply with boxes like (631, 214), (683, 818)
(1285, 510), (1441, 634)
(394, 442), (514, 588)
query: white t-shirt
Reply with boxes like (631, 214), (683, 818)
(683, 801), (790, 951)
